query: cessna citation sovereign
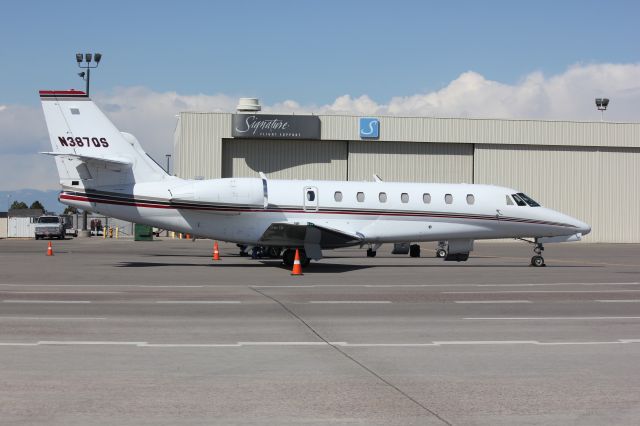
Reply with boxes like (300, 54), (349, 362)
(40, 90), (591, 268)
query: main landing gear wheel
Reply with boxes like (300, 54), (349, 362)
(366, 248), (377, 258)
(282, 249), (311, 267)
(436, 248), (447, 258)
(409, 244), (421, 258)
(283, 249), (295, 267)
(530, 241), (546, 267)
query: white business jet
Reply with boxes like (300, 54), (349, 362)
(40, 90), (590, 268)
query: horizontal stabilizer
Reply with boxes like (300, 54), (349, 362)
(40, 151), (133, 166)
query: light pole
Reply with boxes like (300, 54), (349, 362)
(76, 53), (102, 237)
(165, 154), (172, 174)
(76, 52), (102, 96)
(595, 98), (609, 122)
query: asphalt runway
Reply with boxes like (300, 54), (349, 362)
(1, 238), (639, 425)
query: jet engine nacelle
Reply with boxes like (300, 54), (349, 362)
(170, 178), (266, 207)
(443, 239), (474, 262)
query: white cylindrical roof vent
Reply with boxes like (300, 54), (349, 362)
(237, 98), (261, 112)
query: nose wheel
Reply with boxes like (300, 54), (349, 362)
(530, 242), (546, 267)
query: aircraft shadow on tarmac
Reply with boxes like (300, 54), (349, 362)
(115, 260), (369, 272)
(115, 260), (597, 271)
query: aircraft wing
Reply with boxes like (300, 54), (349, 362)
(259, 222), (364, 257)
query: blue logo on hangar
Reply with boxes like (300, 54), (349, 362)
(359, 117), (379, 139)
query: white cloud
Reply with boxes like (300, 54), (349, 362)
(0, 104), (49, 155)
(1, 62), (639, 190)
(93, 86), (238, 163)
(0, 154), (59, 191)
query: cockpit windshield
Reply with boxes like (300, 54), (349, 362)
(511, 194), (527, 206)
(515, 193), (540, 207)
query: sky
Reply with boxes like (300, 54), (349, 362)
(1, 0), (640, 205)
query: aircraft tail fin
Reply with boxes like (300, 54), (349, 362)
(39, 90), (168, 190)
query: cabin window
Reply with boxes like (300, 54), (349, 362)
(423, 193), (431, 204)
(445, 194), (453, 204)
(334, 191), (343, 202)
(306, 190), (315, 202)
(511, 193), (527, 206)
(357, 192), (365, 202)
(401, 193), (409, 203)
(466, 194), (475, 205)
(506, 195), (514, 205)
(378, 192), (387, 203)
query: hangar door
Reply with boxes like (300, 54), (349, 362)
(348, 141), (473, 183)
(474, 144), (640, 243)
(222, 139), (348, 180)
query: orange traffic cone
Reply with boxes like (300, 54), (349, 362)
(46, 241), (53, 256)
(212, 241), (220, 261)
(291, 249), (303, 276)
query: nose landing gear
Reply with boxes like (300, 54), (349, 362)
(530, 241), (545, 267)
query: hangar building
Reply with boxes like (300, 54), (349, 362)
(174, 99), (640, 243)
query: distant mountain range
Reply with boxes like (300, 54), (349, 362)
(1, 189), (64, 214)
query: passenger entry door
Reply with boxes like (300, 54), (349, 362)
(303, 186), (319, 212)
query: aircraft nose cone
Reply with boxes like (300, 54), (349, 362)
(581, 223), (592, 236)
(575, 220), (591, 235)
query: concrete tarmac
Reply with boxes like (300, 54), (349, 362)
(1, 238), (639, 425)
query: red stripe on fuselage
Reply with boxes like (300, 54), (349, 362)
(59, 192), (574, 228)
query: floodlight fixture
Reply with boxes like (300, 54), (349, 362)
(595, 97), (610, 121)
(75, 52), (102, 96)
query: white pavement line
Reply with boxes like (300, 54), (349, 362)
(465, 316), (640, 320)
(339, 343), (439, 347)
(155, 300), (241, 304)
(238, 341), (335, 346)
(477, 282), (640, 287)
(2, 300), (92, 304)
(432, 340), (538, 345)
(597, 300), (640, 303)
(535, 341), (626, 345)
(0, 284), (204, 288)
(140, 343), (241, 348)
(0, 339), (638, 348)
(308, 301), (392, 304)
(2, 291), (123, 294)
(38, 341), (146, 346)
(444, 290), (640, 294)
(0, 316), (106, 320)
(454, 300), (531, 304)
(0, 343), (39, 346)
(253, 282), (640, 288)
